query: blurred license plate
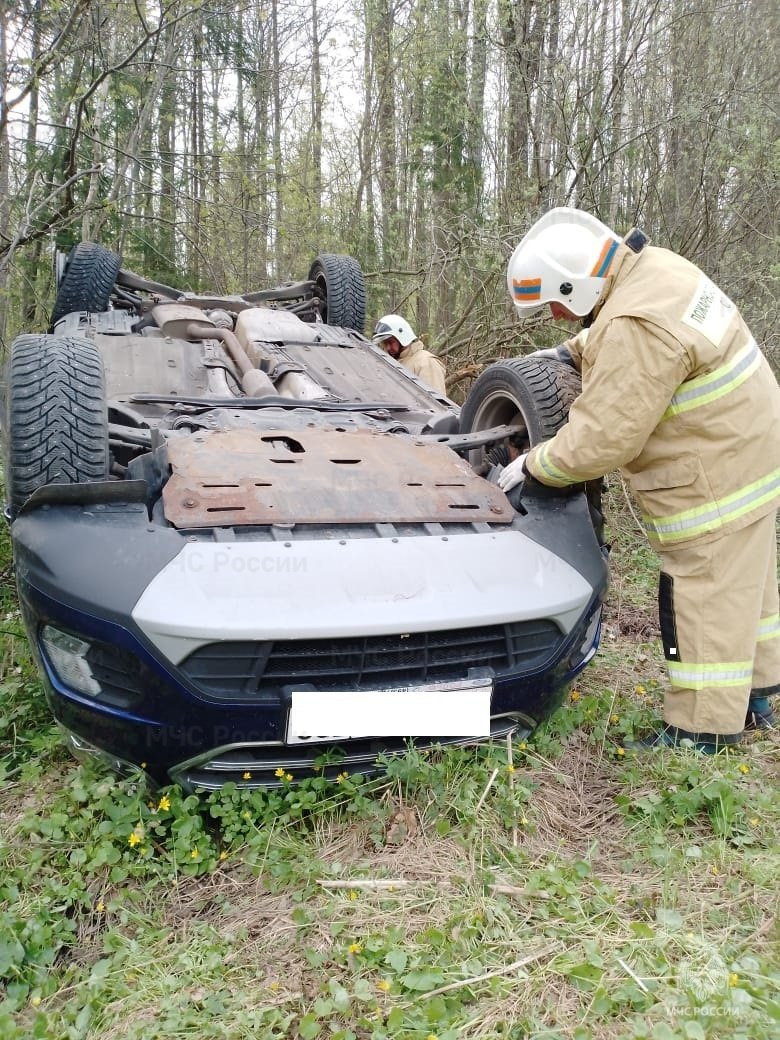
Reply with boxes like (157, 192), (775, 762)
(286, 679), (492, 743)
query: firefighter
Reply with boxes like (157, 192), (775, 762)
(499, 207), (780, 752)
(373, 314), (447, 395)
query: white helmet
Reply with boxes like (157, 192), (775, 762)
(507, 208), (620, 318)
(373, 314), (416, 348)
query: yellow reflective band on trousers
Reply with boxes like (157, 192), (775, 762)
(643, 468), (780, 544)
(757, 613), (780, 643)
(662, 338), (761, 420)
(667, 660), (753, 690)
(533, 442), (578, 487)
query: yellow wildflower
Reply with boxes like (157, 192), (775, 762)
(517, 741), (527, 750)
(219, 850), (228, 861)
(507, 763), (516, 774)
(140, 762), (147, 769)
(96, 901), (106, 913)
(128, 832), (141, 847)
(520, 816), (529, 826)
(738, 763), (749, 775)
(269, 981), (280, 992)
(610, 714), (620, 724)
(285, 773), (293, 782)
(426, 1034), (439, 1040)
(274, 767), (286, 778)
(30, 995), (42, 1006)
(242, 810), (252, 820)
(616, 746), (626, 757)
(570, 690), (581, 702)
(157, 795), (171, 811)
(728, 973), (739, 987)
(634, 685), (646, 695)
(376, 979), (391, 992)
(749, 817), (759, 826)
(347, 889), (359, 901)
(190, 848), (200, 859)
(348, 942), (362, 955)
(710, 865), (719, 875)
(243, 771), (252, 780)
(336, 771), (349, 783)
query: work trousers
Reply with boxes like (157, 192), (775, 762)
(658, 510), (780, 735)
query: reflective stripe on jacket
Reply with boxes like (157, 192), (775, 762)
(525, 243), (780, 548)
(400, 340), (447, 395)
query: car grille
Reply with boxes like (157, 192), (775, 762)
(169, 716), (530, 791)
(179, 620), (562, 701)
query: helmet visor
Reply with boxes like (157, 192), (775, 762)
(372, 320), (394, 343)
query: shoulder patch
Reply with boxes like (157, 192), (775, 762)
(680, 274), (735, 348)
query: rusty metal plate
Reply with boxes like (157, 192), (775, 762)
(163, 428), (514, 528)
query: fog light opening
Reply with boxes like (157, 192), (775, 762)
(40, 625), (101, 697)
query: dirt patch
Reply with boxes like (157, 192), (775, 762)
(603, 600), (659, 641)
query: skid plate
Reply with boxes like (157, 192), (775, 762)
(163, 428), (513, 527)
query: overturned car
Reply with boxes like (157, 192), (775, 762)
(3, 243), (608, 789)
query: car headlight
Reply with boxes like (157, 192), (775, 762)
(41, 625), (102, 697)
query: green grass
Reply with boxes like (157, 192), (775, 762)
(0, 489), (778, 1039)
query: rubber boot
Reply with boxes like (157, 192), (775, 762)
(744, 696), (776, 730)
(623, 723), (741, 755)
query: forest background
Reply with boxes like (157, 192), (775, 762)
(1, 5), (779, 1035)
(0, 0), (778, 384)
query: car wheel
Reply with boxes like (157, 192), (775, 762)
(308, 253), (366, 332)
(50, 241), (121, 329)
(5, 334), (109, 516)
(461, 355), (605, 540)
(460, 355), (581, 457)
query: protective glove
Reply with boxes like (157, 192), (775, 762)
(528, 344), (575, 368)
(497, 452), (528, 493)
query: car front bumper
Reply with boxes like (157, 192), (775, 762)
(13, 494), (607, 788)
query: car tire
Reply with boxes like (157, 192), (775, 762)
(5, 334), (109, 516)
(308, 253), (366, 332)
(460, 355), (581, 454)
(461, 355), (605, 540)
(50, 241), (121, 329)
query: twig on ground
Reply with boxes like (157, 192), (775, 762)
(619, 474), (644, 532)
(616, 956), (650, 993)
(475, 767), (499, 812)
(417, 945), (560, 1001)
(316, 878), (416, 890)
(507, 733), (518, 847)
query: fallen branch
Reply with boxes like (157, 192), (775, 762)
(488, 883), (527, 898)
(419, 945), (559, 1001)
(316, 878), (417, 891)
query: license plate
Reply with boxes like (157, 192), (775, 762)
(286, 679), (492, 743)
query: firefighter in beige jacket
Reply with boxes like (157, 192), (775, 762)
(372, 314), (447, 395)
(500, 208), (780, 750)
